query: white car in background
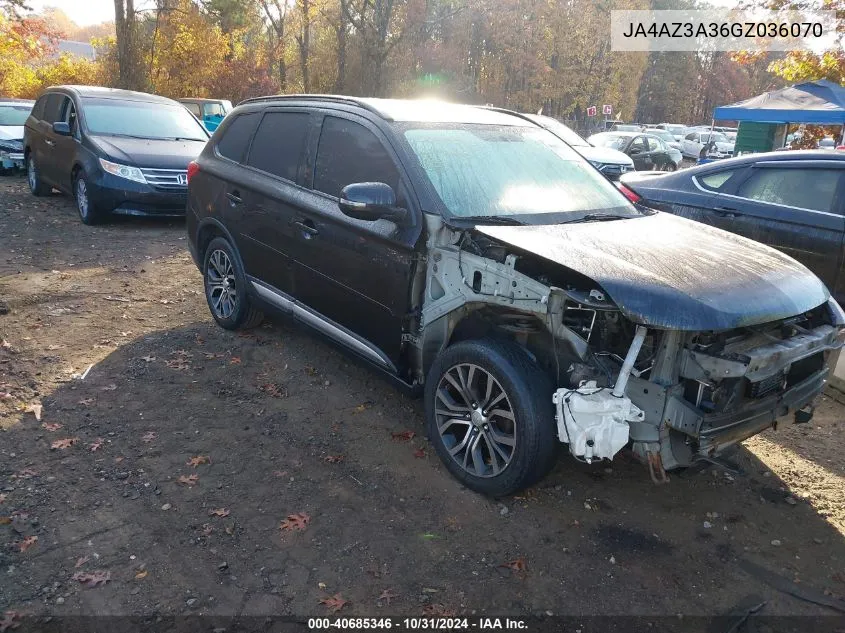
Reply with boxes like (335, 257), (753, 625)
(0, 99), (34, 171)
(656, 123), (688, 142)
(681, 129), (735, 159)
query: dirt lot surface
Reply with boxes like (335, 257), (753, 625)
(1, 176), (845, 628)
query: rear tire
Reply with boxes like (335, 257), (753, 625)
(203, 237), (263, 330)
(425, 338), (558, 497)
(27, 155), (50, 196)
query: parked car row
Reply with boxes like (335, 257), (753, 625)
(13, 86), (845, 496)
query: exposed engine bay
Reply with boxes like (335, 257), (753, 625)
(409, 217), (845, 478)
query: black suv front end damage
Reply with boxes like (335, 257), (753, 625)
(412, 211), (845, 480)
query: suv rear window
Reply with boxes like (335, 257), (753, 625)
(313, 116), (400, 198)
(246, 112), (309, 181)
(217, 112), (260, 163)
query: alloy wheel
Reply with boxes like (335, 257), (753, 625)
(76, 178), (89, 219)
(434, 363), (516, 478)
(27, 158), (37, 191)
(206, 249), (238, 319)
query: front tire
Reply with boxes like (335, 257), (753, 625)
(74, 172), (105, 225)
(425, 339), (558, 497)
(203, 237), (263, 330)
(27, 155), (50, 196)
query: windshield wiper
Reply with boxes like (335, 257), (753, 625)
(563, 213), (630, 224)
(457, 215), (526, 225)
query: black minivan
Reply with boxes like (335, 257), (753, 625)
(24, 86), (210, 224)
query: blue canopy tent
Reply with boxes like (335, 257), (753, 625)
(713, 79), (845, 124)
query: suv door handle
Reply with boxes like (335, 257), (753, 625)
(714, 207), (737, 218)
(293, 219), (319, 238)
(226, 191), (242, 205)
(45, 139), (55, 147)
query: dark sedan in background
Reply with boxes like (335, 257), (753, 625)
(24, 85), (209, 225)
(620, 151), (845, 302)
(588, 131), (681, 171)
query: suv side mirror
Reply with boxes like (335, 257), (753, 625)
(338, 182), (409, 224)
(52, 122), (71, 136)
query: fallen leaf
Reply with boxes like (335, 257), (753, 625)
(202, 523), (214, 536)
(0, 494), (6, 504)
(304, 365), (318, 376)
(165, 359), (190, 370)
(413, 448), (426, 458)
(89, 439), (104, 452)
(280, 512), (311, 532)
(229, 357), (241, 365)
(141, 431), (157, 443)
(75, 556), (90, 568)
(208, 508), (230, 517)
(77, 398), (94, 406)
(0, 610), (22, 632)
(41, 422), (62, 432)
(140, 356), (156, 363)
(0, 517), (10, 525)
(352, 403), (369, 413)
(0, 339), (9, 348)
(134, 570), (148, 580)
(13, 469), (37, 480)
(378, 588), (398, 606)
(186, 455), (211, 467)
(177, 475), (199, 487)
(258, 383), (286, 398)
(499, 557), (527, 574)
(391, 431), (416, 442)
(319, 594), (349, 612)
(273, 470), (288, 478)
(18, 536), (38, 552)
(27, 403), (42, 421)
(422, 604), (455, 617)
(323, 455), (345, 464)
(72, 570), (111, 587)
(101, 384), (117, 391)
(51, 437), (78, 450)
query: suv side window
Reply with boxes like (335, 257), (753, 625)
(313, 116), (399, 198)
(246, 111), (309, 181)
(685, 132), (697, 141)
(736, 168), (841, 213)
(59, 97), (78, 133)
(216, 112), (260, 163)
(42, 93), (64, 123)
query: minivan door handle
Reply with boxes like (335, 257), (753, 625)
(714, 206), (737, 218)
(44, 139), (55, 147)
(226, 191), (242, 205)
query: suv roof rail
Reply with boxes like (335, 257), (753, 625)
(477, 105), (544, 126)
(238, 93), (384, 116)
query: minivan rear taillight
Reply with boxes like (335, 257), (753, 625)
(187, 161), (200, 184)
(617, 182), (641, 204)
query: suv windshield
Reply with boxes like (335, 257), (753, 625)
(402, 124), (638, 222)
(0, 104), (32, 126)
(524, 115), (589, 147)
(81, 98), (208, 141)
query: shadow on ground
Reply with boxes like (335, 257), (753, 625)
(2, 314), (845, 625)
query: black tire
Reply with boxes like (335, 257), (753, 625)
(74, 171), (106, 225)
(27, 154), (50, 196)
(665, 162), (677, 172)
(425, 338), (558, 497)
(202, 237), (263, 330)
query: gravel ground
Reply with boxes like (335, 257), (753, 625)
(1, 176), (844, 629)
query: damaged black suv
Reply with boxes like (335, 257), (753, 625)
(186, 96), (845, 496)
